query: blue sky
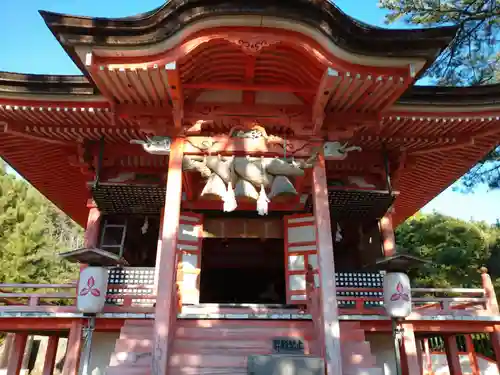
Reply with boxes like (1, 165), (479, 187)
(1, 0), (499, 223)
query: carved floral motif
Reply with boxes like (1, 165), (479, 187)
(223, 36), (281, 55)
(79, 276), (101, 297)
(390, 282), (410, 302)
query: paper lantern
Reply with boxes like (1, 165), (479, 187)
(383, 272), (412, 318)
(77, 267), (108, 313)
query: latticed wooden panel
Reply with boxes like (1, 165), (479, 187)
(335, 271), (383, 309)
(106, 267), (155, 307)
(305, 188), (396, 220)
(91, 184), (166, 215)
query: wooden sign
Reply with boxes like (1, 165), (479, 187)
(272, 338), (305, 354)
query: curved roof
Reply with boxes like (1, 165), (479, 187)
(39, 0), (457, 78)
(0, 1), (498, 227)
(39, 0), (457, 55)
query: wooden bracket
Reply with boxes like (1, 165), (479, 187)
(312, 68), (340, 134)
(164, 61), (184, 128)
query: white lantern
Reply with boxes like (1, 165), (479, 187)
(383, 272), (412, 318)
(77, 267), (108, 313)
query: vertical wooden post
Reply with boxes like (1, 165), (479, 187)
(481, 268), (500, 373)
(311, 153), (343, 375)
(444, 335), (463, 375)
(84, 204), (101, 249)
(42, 336), (59, 375)
(491, 325), (500, 375)
(465, 335), (480, 375)
(6, 334), (27, 375)
(152, 137), (184, 375)
(380, 213), (396, 257)
(0, 333), (15, 368)
(481, 268), (499, 314)
(422, 338), (433, 375)
(401, 324), (421, 375)
(62, 320), (83, 375)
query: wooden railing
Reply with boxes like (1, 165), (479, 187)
(0, 268), (495, 318)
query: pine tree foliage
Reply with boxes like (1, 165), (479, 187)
(0, 160), (80, 285)
(379, 0), (500, 190)
(379, 0), (500, 86)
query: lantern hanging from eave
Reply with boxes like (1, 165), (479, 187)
(77, 267), (109, 313)
(383, 272), (412, 318)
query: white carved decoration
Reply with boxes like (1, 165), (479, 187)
(383, 272), (412, 318)
(323, 142), (362, 160)
(77, 267), (108, 314)
(130, 136), (171, 155)
(348, 176), (376, 188)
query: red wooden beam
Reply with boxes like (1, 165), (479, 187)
(164, 61), (184, 128)
(182, 199), (305, 211)
(183, 82), (315, 93)
(312, 68), (339, 134)
(243, 55), (257, 105)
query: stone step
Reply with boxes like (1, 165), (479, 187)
(174, 326), (313, 340)
(169, 354), (248, 368)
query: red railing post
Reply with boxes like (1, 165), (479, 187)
(481, 267), (499, 314)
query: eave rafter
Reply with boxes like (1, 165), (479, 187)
(164, 61), (184, 128)
(313, 67), (339, 133)
(311, 68), (411, 136)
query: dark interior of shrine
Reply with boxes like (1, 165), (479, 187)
(96, 212), (384, 306)
(199, 238), (287, 304)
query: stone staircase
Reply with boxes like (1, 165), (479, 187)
(106, 319), (383, 375)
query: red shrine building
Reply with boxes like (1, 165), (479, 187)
(0, 1), (499, 375)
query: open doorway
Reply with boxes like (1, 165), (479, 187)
(199, 238), (286, 304)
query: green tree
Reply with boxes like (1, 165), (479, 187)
(395, 212), (494, 288)
(0, 159), (80, 285)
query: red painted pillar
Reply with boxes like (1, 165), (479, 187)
(42, 336), (59, 375)
(152, 137), (184, 375)
(6, 334), (27, 375)
(380, 213), (396, 257)
(312, 153), (343, 375)
(62, 320), (83, 375)
(401, 324), (422, 375)
(444, 335), (463, 375)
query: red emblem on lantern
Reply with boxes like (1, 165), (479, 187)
(79, 276), (101, 297)
(390, 282), (409, 302)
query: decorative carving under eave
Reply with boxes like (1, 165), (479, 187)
(222, 35), (281, 55)
(130, 136), (172, 155)
(323, 141), (362, 160)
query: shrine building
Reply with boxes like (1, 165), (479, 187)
(0, 1), (499, 375)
